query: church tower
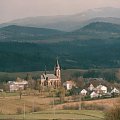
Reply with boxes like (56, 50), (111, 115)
(54, 58), (61, 80)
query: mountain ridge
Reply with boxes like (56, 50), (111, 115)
(0, 25), (66, 42)
(0, 7), (120, 31)
(0, 22), (120, 43)
(75, 22), (120, 33)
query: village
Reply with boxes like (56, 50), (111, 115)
(0, 59), (119, 101)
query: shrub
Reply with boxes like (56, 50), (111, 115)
(81, 103), (106, 111)
(105, 106), (120, 120)
(16, 107), (23, 114)
(63, 104), (79, 110)
(33, 106), (42, 112)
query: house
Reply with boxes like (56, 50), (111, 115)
(40, 59), (61, 88)
(111, 87), (120, 94)
(95, 84), (107, 94)
(90, 91), (99, 98)
(88, 84), (94, 91)
(80, 89), (87, 96)
(63, 81), (75, 90)
(8, 77), (28, 92)
(0, 89), (3, 92)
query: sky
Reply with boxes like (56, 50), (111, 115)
(0, 0), (120, 23)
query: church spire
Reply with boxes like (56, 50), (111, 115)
(56, 57), (60, 69)
(54, 58), (61, 79)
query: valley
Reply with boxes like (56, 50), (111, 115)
(1, 2), (120, 120)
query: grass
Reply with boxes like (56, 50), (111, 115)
(0, 95), (52, 114)
(0, 110), (104, 120)
(0, 95), (105, 119)
(0, 92), (119, 119)
(0, 94), (119, 114)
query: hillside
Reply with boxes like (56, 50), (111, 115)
(0, 22), (120, 43)
(0, 25), (65, 42)
(81, 22), (120, 32)
(0, 22), (120, 71)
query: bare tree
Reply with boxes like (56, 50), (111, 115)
(19, 88), (22, 99)
(59, 87), (65, 103)
(105, 98), (120, 120)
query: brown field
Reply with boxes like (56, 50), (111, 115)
(0, 95), (53, 114)
(0, 92), (119, 115)
(84, 97), (120, 107)
(55, 97), (120, 110)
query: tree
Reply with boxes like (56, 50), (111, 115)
(28, 79), (35, 90)
(76, 77), (85, 88)
(59, 87), (65, 103)
(3, 83), (9, 92)
(19, 88), (22, 99)
(105, 99), (120, 120)
(34, 80), (39, 90)
(105, 106), (120, 120)
(26, 73), (32, 81)
(26, 73), (36, 90)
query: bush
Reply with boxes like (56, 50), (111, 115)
(16, 107), (23, 114)
(81, 103), (106, 111)
(63, 104), (79, 110)
(33, 106), (42, 112)
(105, 106), (120, 120)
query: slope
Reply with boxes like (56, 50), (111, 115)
(0, 22), (120, 71)
(0, 25), (65, 42)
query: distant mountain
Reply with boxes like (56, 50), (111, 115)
(75, 22), (120, 33)
(0, 22), (120, 43)
(0, 7), (120, 31)
(66, 22), (120, 41)
(0, 25), (65, 42)
(0, 25), (64, 35)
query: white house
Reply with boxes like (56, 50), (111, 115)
(96, 85), (107, 94)
(80, 89), (87, 96)
(0, 89), (3, 92)
(63, 81), (75, 90)
(88, 84), (94, 91)
(8, 80), (28, 92)
(90, 91), (99, 98)
(111, 87), (120, 94)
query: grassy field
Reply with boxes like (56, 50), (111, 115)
(0, 94), (105, 119)
(0, 93), (119, 113)
(0, 92), (119, 119)
(0, 110), (104, 120)
(0, 95), (52, 115)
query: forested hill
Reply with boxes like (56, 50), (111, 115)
(0, 22), (120, 71)
(77, 22), (120, 33)
(0, 25), (65, 42)
(1, 25), (64, 35)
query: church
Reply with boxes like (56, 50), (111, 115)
(40, 59), (61, 88)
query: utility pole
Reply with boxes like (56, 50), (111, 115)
(53, 92), (55, 119)
(79, 93), (82, 110)
(32, 98), (35, 112)
(23, 101), (25, 120)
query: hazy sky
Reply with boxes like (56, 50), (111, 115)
(0, 0), (120, 23)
